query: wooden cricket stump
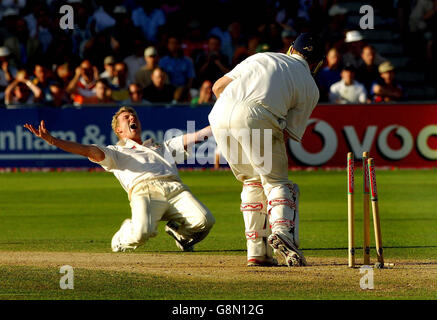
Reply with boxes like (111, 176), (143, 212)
(368, 158), (384, 266)
(347, 152), (355, 268)
(362, 152), (371, 265)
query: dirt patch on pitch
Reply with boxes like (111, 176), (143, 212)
(1, 251), (436, 289)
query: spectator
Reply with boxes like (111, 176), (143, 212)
(47, 81), (70, 107)
(134, 46), (164, 89)
(208, 19), (233, 65)
(3, 18), (40, 68)
(87, 1), (116, 34)
(0, 47), (17, 101)
(143, 67), (175, 103)
(315, 47), (342, 102)
(66, 60), (99, 104)
(159, 36), (196, 91)
(4, 70), (42, 106)
(32, 63), (54, 104)
(342, 30), (386, 68)
(194, 35), (230, 86)
(55, 63), (73, 90)
(123, 38), (146, 84)
(82, 79), (114, 104)
(329, 65), (368, 104)
(100, 56), (116, 85)
(191, 80), (215, 107)
(111, 62), (130, 102)
(123, 83), (151, 104)
(356, 45), (381, 95)
(131, 2), (166, 43)
(371, 61), (404, 102)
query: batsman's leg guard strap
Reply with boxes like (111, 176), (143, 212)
(245, 229), (271, 240)
(240, 202), (264, 212)
(267, 198), (296, 214)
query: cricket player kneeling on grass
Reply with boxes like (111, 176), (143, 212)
(24, 106), (215, 253)
(209, 33), (324, 267)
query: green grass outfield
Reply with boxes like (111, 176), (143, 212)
(0, 169), (436, 300)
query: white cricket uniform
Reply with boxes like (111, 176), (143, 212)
(208, 52), (319, 261)
(90, 136), (215, 251)
(329, 79), (367, 104)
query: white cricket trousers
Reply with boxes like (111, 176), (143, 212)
(209, 97), (300, 260)
(116, 178), (215, 249)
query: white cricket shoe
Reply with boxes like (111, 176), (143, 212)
(111, 219), (137, 252)
(247, 257), (279, 267)
(268, 233), (307, 267)
(165, 221), (194, 252)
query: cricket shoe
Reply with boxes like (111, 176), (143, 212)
(247, 257), (278, 267)
(268, 233), (307, 267)
(165, 221), (194, 252)
(111, 219), (137, 252)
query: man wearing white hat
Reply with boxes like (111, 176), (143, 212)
(0, 47), (17, 101)
(135, 46), (168, 89)
(343, 30), (386, 68)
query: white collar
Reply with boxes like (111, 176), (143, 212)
(290, 53), (310, 72)
(116, 138), (154, 147)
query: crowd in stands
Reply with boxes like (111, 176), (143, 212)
(0, 0), (435, 108)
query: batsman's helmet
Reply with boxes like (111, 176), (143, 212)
(287, 33), (325, 74)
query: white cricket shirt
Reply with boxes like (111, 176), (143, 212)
(90, 136), (187, 198)
(220, 52), (319, 142)
(329, 79), (367, 104)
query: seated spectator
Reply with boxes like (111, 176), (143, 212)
(32, 63), (55, 103)
(135, 46), (167, 89)
(143, 67), (175, 103)
(111, 62), (130, 102)
(315, 48), (342, 102)
(123, 38), (146, 84)
(3, 17), (41, 69)
(131, 2), (166, 43)
(55, 63), (73, 90)
(194, 35), (230, 86)
(356, 45), (381, 95)
(67, 60), (99, 105)
(4, 70), (42, 106)
(82, 79), (114, 104)
(100, 56), (116, 85)
(329, 65), (368, 104)
(371, 62), (403, 102)
(123, 83), (151, 104)
(191, 80), (215, 107)
(159, 36), (196, 92)
(0, 47), (17, 101)
(47, 81), (70, 107)
(342, 30), (386, 68)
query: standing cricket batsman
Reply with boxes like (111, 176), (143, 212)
(209, 33), (324, 267)
(24, 106), (215, 252)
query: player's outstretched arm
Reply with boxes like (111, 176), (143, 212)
(183, 125), (212, 150)
(24, 120), (105, 162)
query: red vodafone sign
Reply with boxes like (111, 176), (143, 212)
(287, 104), (437, 168)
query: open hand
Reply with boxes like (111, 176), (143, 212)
(23, 120), (55, 145)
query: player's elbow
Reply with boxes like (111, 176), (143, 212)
(212, 80), (221, 97)
(88, 146), (105, 162)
